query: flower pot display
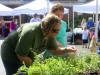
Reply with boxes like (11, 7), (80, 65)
(27, 66), (42, 75)
(16, 52), (100, 75)
(67, 52), (77, 59)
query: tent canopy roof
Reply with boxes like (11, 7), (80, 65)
(73, 0), (100, 13)
(14, 0), (69, 14)
(0, 3), (14, 15)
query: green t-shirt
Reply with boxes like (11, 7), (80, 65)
(1, 22), (58, 64)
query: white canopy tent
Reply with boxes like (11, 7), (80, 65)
(13, 0), (69, 14)
(0, 3), (20, 16)
(0, 3), (14, 16)
(13, 0), (69, 26)
(72, 0), (99, 44)
(73, 0), (100, 13)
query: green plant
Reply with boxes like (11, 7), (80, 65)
(17, 51), (100, 75)
(30, 66), (42, 75)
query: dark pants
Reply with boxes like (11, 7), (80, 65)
(1, 59), (23, 75)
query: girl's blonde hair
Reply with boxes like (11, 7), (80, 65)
(83, 26), (87, 30)
(49, 3), (64, 14)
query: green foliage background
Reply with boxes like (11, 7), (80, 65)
(69, 13), (100, 29)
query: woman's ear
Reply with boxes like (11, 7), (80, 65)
(42, 21), (44, 25)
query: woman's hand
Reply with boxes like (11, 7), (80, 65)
(49, 46), (77, 56)
(17, 54), (32, 67)
(66, 46), (77, 53)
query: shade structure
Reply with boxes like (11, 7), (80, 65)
(73, 0), (100, 13)
(0, 3), (20, 16)
(13, 0), (69, 14)
(0, 3), (14, 15)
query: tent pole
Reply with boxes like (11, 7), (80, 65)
(72, 11), (74, 44)
(93, 12), (94, 22)
(95, 0), (98, 38)
(47, 0), (49, 12)
(68, 13), (69, 28)
(19, 14), (21, 27)
(12, 9), (14, 18)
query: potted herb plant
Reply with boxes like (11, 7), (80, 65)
(23, 65), (42, 75)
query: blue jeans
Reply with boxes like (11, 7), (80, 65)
(2, 25), (5, 37)
(16, 25), (18, 30)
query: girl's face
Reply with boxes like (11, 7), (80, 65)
(49, 23), (61, 38)
(84, 27), (87, 30)
(53, 10), (64, 19)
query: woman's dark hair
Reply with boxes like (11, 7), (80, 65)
(40, 14), (61, 37)
(34, 13), (38, 17)
(10, 17), (14, 20)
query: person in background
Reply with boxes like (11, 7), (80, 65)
(1, 14), (77, 75)
(14, 19), (19, 30)
(81, 18), (86, 30)
(39, 15), (44, 19)
(30, 13), (41, 22)
(82, 26), (89, 48)
(10, 17), (16, 34)
(98, 18), (100, 40)
(0, 19), (1, 36)
(42, 3), (67, 58)
(97, 18), (100, 54)
(86, 17), (94, 29)
(1, 18), (6, 37)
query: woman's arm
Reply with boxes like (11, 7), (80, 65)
(49, 46), (77, 56)
(57, 41), (62, 47)
(17, 54), (32, 67)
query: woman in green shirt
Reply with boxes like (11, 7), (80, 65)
(1, 14), (76, 75)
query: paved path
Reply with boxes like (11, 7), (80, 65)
(0, 37), (91, 75)
(0, 37), (6, 75)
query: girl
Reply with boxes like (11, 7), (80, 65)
(82, 26), (89, 48)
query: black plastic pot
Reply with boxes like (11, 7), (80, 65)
(89, 71), (98, 75)
(77, 73), (85, 75)
(16, 70), (28, 75)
